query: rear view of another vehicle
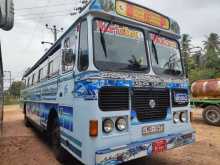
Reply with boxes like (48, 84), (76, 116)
(191, 79), (220, 126)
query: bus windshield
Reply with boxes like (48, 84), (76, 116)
(93, 19), (148, 72)
(150, 33), (183, 77)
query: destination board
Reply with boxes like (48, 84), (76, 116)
(116, 0), (170, 30)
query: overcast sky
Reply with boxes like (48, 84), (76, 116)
(0, 0), (220, 83)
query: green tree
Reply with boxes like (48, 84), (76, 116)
(181, 34), (192, 76)
(8, 81), (25, 98)
(203, 33), (220, 70)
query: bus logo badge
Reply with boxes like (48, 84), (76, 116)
(149, 99), (156, 109)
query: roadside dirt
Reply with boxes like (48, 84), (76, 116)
(0, 105), (220, 165)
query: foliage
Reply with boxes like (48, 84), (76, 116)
(7, 81), (25, 98)
(182, 33), (220, 83)
(4, 81), (25, 105)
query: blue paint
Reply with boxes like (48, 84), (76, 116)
(61, 138), (82, 158)
(59, 106), (74, 132)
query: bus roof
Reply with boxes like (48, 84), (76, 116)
(23, 0), (181, 78)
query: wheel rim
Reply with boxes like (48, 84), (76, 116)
(206, 110), (220, 123)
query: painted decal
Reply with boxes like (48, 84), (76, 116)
(151, 33), (177, 49)
(95, 20), (143, 40)
(59, 106), (74, 132)
(96, 132), (195, 165)
(74, 71), (189, 101)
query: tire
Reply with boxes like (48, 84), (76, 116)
(24, 115), (31, 127)
(202, 106), (220, 126)
(51, 117), (67, 162)
(24, 106), (31, 127)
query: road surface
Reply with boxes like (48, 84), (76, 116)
(0, 105), (220, 165)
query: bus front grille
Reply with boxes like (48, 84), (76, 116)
(132, 88), (170, 122)
(98, 87), (129, 111)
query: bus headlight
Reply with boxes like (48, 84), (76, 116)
(115, 117), (127, 131)
(103, 118), (114, 133)
(180, 111), (188, 122)
(173, 112), (180, 123)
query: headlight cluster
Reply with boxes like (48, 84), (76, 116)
(173, 111), (188, 123)
(103, 117), (128, 134)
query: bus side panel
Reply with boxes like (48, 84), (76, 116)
(25, 102), (58, 130)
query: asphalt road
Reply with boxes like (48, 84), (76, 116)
(0, 105), (220, 165)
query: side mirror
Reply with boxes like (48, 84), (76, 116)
(62, 48), (76, 67)
(0, 0), (14, 31)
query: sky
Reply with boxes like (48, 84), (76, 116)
(0, 0), (220, 83)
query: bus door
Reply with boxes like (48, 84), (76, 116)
(57, 25), (79, 133)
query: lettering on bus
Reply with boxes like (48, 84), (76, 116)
(95, 20), (143, 40)
(116, 0), (170, 30)
(151, 34), (177, 49)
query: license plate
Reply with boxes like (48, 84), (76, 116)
(153, 140), (167, 153)
(142, 124), (164, 136)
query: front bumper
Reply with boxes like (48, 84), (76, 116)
(96, 131), (195, 165)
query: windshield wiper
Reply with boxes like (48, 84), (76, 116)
(99, 21), (112, 58)
(152, 41), (159, 64)
(99, 28), (107, 58)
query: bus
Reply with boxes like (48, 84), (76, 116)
(21, 0), (195, 164)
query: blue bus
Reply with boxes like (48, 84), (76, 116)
(21, 0), (195, 164)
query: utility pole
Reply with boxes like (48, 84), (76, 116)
(45, 24), (63, 42)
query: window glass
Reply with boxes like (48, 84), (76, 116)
(78, 20), (88, 71)
(48, 61), (53, 77)
(150, 33), (183, 77)
(62, 29), (78, 73)
(27, 77), (30, 87)
(31, 74), (35, 85)
(93, 19), (148, 72)
(42, 66), (48, 80)
(48, 57), (60, 78)
(38, 68), (42, 82)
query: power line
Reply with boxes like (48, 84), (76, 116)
(16, 9), (73, 17)
(16, 14), (70, 21)
(15, 3), (74, 11)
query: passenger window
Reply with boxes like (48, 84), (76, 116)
(31, 74), (35, 85)
(78, 20), (88, 71)
(27, 77), (30, 87)
(38, 68), (43, 82)
(62, 37), (76, 72)
(48, 58), (60, 78)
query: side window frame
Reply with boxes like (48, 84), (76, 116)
(31, 73), (35, 85)
(38, 68), (43, 82)
(78, 20), (89, 72)
(47, 61), (53, 78)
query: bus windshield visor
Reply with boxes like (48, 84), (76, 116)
(150, 33), (183, 77)
(93, 19), (148, 72)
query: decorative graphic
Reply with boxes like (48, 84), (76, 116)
(96, 132), (195, 165)
(74, 71), (189, 100)
(59, 106), (74, 132)
(151, 33), (177, 49)
(115, 0), (170, 30)
(95, 20), (143, 40)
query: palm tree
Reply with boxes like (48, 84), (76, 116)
(203, 33), (220, 69)
(203, 33), (220, 51)
(181, 34), (192, 54)
(181, 34), (192, 77)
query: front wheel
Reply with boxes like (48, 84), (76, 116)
(203, 106), (220, 126)
(51, 118), (67, 162)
